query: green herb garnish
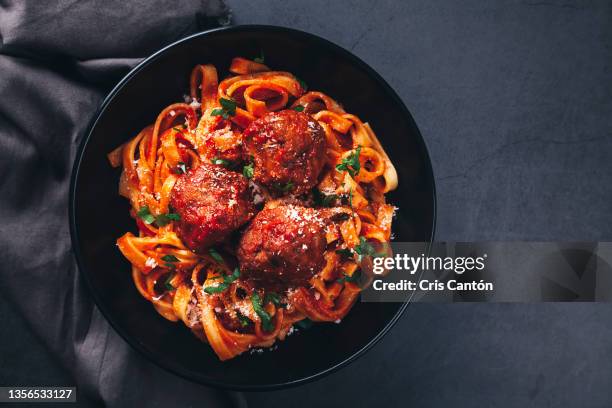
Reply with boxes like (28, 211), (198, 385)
(155, 212), (181, 227)
(237, 312), (251, 327)
(335, 248), (354, 259)
(312, 189), (338, 207)
(274, 181), (294, 193)
(297, 77), (308, 92)
(136, 206), (156, 225)
(203, 268), (240, 294)
(177, 161), (187, 174)
(203, 283), (228, 294)
(293, 105), (305, 112)
(337, 269), (362, 284)
(137, 207), (180, 227)
(251, 292), (273, 331)
(354, 236), (385, 261)
(242, 162), (254, 179)
(264, 292), (282, 307)
(335, 146), (362, 177)
(208, 247), (224, 263)
(164, 273), (175, 291)
(253, 50), (265, 64)
(211, 157), (232, 167)
(211, 97), (237, 119)
(295, 318), (313, 330)
(161, 254), (179, 263)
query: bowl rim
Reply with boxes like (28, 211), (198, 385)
(69, 24), (437, 391)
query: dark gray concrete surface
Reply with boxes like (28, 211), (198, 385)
(224, 0), (612, 407)
(1, 1), (611, 406)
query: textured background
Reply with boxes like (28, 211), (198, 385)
(2, 0), (612, 406)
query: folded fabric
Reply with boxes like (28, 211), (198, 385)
(0, 1), (246, 406)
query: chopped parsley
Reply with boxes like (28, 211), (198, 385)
(242, 162), (254, 179)
(295, 318), (313, 330)
(335, 146), (362, 177)
(237, 312), (251, 327)
(264, 292), (282, 307)
(208, 247), (224, 263)
(312, 189), (338, 207)
(293, 105), (305, 112)
(274, 181), (294, 193)
(161, 254), (179, 263)
(211, 157), (232, 167)
(211, 97), (237, 119)
(176, 161), (187, 174)
(335, 248), (354, 259)
(136, 206), (156, 225)
(137, 206), (180, 227)
(164, 273), (175, 291)
(203, 267), (240, 294)
(251, 292), (273, 331)
(253, 49), (265, 64)
(337, 269), (361, 284)
(297, 77), (308, 92)
(154, 212), (181, 227)
(354, 236), (384, 260)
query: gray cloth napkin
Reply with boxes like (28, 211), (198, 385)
(0, 1), (247, 406)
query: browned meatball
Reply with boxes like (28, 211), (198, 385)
(170, 163), (254, 253)
(243, 109), (326, 195)
(237, 204), (327, 290)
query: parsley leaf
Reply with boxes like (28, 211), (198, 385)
(161, 254), (179, 263)
(264, 292), (282, 307)
(237, 312), (251, 327)
(164, 273), (175, 291)
(211, 98), (237, 119)
(337, 269), (362, 284)
(297, 77), (308, 92)
(208, 248), (224, 263)
(353, 236), (385, 261)
(155, 212), (181, 227)
(136, 206), (156, 225)
(242, 162), (254, 179)
(251, 293), (273, 331)
(293, 105), (305, 112)
(204, 282), (229, 294)
(295, 318), (313, 330)
(274, 181), (294, 193)
(137, 207), (180, 227)
(335, 248), (354, 259)
(225, 267), (240, 284)
(211, 157), (232, 167)
(335, 146), (362, 177)
(312, 189), (338, 207)
(177, 161), (187, 174)
(203, 268), (240, 294)
(253, 50), (265, 64)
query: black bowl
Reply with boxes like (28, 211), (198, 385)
(70, 25), (436, 390)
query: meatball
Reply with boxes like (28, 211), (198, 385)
(195, 116), (245, 163)
(170, 163), (254, 253)
(237, 204), (327, 290)
(243, 109), (326, 195)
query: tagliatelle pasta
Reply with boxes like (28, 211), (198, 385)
(108, 56), (398, 361)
